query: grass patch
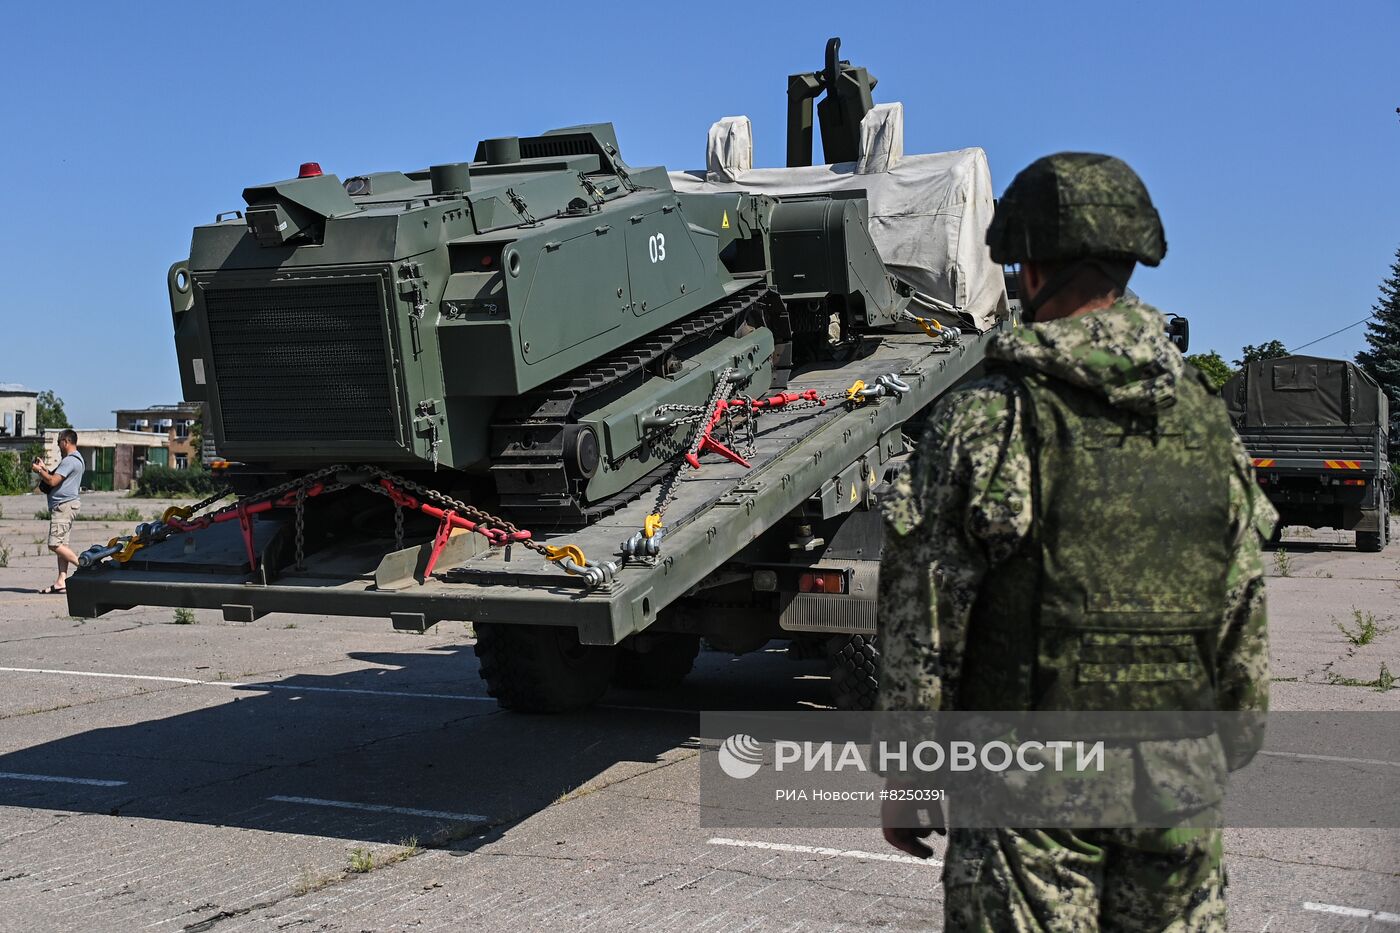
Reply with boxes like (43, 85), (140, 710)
(347, 847), (376, 873)
(1335, 609), (1394, 647)
(383, 837), (420, 865)
(132, 464), (225, 498)
(76, 506), (143, 523)
(172, 608), (197, 625)
(34, 506), (172, 524)
(1272, 549), (1293, 577)
(292, 868), (336, 897)
(283, 622), (298, 630)
(0, 544), (8, 568)
(1326, 662), (1396, 691)
(345, 838), (419, 876)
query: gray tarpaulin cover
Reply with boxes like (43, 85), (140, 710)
(671, 103), (1008, 331)
(1224, 355), (1388, 427)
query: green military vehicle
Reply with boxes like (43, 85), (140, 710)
(68, 41), (1009, 711)
(1224, 355), (1392, 551)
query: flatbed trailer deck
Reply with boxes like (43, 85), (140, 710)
(67, 330), (992, 643)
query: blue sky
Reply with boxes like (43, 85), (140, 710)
(0, 1), (1394, 427)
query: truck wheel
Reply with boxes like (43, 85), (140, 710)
(1357, 510), (1387, 552)
(614, 634), (701, 689)
(827, 634), (879, 711)
(473, 623), (616, 713)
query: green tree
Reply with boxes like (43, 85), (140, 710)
(35, 390), (71, 429)
(1356, 246), (1400, 410)
(1234, 340), (1290, 368)
(0, 453), (30, 495)
(1185, 350), (1235, 390)
(188, 418), (203, 465)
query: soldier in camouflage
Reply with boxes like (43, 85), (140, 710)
(875, 153), (1276, 931)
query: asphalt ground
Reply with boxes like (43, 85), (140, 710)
(0, 491), (1396, 932)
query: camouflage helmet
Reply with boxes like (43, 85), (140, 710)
(986, 152), (1166, 267)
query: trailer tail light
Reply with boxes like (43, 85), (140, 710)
(799, 570), (848, 594)
(1257, 476), (1269, 485)
(1342, 479), (1367, 486)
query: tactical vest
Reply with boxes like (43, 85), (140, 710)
(958, 364), (1236, 715)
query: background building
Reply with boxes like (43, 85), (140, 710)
(113, 402), (202, 469)
(0, 384), (39, 445)
(39, 427), (168, 491)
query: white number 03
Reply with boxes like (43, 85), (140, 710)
(647, 233), (667, 263)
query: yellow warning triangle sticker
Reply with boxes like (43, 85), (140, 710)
(850, 483), (859, 504)
(721, 210), (730, 230)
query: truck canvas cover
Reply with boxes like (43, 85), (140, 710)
(1224, 355), (1388, 428)
(671, 106), (1007, 332)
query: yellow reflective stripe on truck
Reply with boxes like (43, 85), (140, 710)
(1252, 458), (1275, 468)
(1323, 460), (1362, 470)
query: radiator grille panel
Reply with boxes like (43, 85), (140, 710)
(204, 279), (397, 443)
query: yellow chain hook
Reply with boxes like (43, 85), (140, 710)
(162, 505), (193, 524)
(643, 513), (664, 539)
(114, 539), (145, 563)
(543, 544), (587, 570)
(912, 315), (943, 338)
(846, 380), (867, 404)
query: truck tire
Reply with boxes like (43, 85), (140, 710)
(614, 634), (701, 689)
(473, 623), (616, 713)
(827, 634), (879, 711)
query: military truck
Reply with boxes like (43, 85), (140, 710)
(68, 40), (1009, 711)
(1224, 355), (1392, 551)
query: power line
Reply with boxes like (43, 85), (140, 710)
(1289, 315), (1373, 354)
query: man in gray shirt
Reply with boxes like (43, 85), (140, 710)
(31, 429), (84, 594)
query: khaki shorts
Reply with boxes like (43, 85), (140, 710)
(47, 500), (80, 549)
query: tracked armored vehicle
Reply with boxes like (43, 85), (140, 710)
(70, 40), (1009, 711)
(172, 120), (906, 525)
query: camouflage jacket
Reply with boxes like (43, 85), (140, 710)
(876, 299), (1276, 739)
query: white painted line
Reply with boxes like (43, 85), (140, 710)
(0, 771), (127, 787)
(0, 665), (698, 714)
(251, 683), (494, 702)
(0, 665), (487, 700)
(1303, 902), (1400, 923)
(0, 666), (212, 685)
(267, 795), (486, 823)
(1261, 750), (1400, 768)
(707, 836), (940, 867)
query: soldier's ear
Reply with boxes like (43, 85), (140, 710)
(1019, 263), (1043, 300)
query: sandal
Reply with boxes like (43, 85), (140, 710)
(38, 585), (66, 595)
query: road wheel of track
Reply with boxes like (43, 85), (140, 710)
(827, 634), (879, 711)
(473, 623), (616, 713)
(614, 634), (701, 689)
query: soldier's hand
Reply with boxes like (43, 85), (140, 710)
(881, 780), (944, 859)
(883, 824), (937, 859)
